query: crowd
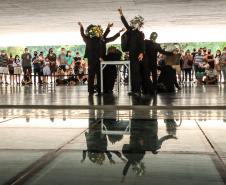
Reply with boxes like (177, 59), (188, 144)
(157, 45), (226, 85)
(0, 48), (88, 85)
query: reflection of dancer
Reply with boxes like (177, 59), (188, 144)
(145, 32), (174, 90)
(79, 22), (124, 95)
(120, 96), (176, 183)
(118, 6), (146, 96)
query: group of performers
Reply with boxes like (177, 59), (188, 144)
(79, 6), (179, 96)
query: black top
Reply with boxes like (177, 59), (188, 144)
(80, 26), (120, 61)
(145, 40), (173, 66)
(121, 15), (145, 58)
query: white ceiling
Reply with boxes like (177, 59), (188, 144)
(0, 0), (226, 46)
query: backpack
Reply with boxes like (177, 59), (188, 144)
(121, 30), (131, 52)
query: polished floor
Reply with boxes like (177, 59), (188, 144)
(1, 84), (226, 185)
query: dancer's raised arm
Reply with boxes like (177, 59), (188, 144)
(118, 6), (130, 30)
(78, 22), (89, 43)
(105, 28), (125, 43)
(103, 23), (113, 38)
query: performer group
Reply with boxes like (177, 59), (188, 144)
(78, 6), (179, 96)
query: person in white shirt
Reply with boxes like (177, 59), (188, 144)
(13, 55), (22, 85)
(215, 50), (222, 82)
(205, 67), (218, 84)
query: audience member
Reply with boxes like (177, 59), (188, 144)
(215, 50), (222, 82)
(220, 47), (226, 84)
(21, 48), (32, 79)
(205, 49), (215, 69)
(22, 71), (32, 85)
(205, 67), (218, 84)
(65, 51), (74, 75)
(194, 49), (205, 75)
(182, 50), (193, 82)
(0, 50), (9, 84)
(13, 55), (22, 85)
(47, 48), (57, 83)
(196, 58), (209, 85)
(8, 53), (14, 85)
(57, 48), (66, 72)
(32, 51), (42, 84)
(43, 57), (51, 84)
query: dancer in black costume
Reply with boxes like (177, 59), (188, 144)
(78, 22), (124, 95)
(145, 32), (175, 90)
(118, 6), (147, 95)
(103, 46), (122, 93)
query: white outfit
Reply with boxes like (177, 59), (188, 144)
(13, 60), (22, 74)
(43, 61), (51, 76)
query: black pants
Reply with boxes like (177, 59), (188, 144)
(130, 57), (141, 93)
(150, 65), (157, 90)
(23, 66), (32, 79)
(141, 56), (154, 93)
(103, 65), (117, 92)
(34, 68), (41, 83)
(88, 61), (100, 93)
(184, 68), (192, 81)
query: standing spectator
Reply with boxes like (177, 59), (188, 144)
(65, 51), (74, 75)
(8, 53), (14, 85)
(220, 47), (226, 84)
(21, 48), (32, 79)
(74, 52), (81, 74)
(0, 50), (9, 84)
(191, 48), (197, 80)
(203, 47), (208, 56)
(47, 48), (57, 84)
(13, 55), (22, 85)
(205, 49), (215, 69)
(57, 48), (66, 72)
(182, 50), (193, 82)
(215, 50), (222, 82)
(39, 51), (44, 82)
(169, 43), (182, 82)
(43, 57), (51, 84)
(81, 58), (88, 74)
(32, 51), (42, 84)
(194, 49), (205, 75)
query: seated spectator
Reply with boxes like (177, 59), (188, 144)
(22, 71), (32, 85)
(205, 67), (218, 84)
(196, 58), (209, 85)
(56, 67), (68, 85)
(67, 68), (76, 85)
(75, 67), (87, 85)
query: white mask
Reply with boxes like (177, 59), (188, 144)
(217, 52), (220, 55)
(223, 51), (226, 54)
(2, 53), (5, 55)
(26, 51), (29, 53)
(68, 53), (71, 56)
(16, 57), (19, 60)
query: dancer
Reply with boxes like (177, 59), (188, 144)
(118, 6), (145, 96)
(78, 22), (124, 95)
(145, 32), (174, 91)
(103, 46), (122, 93)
